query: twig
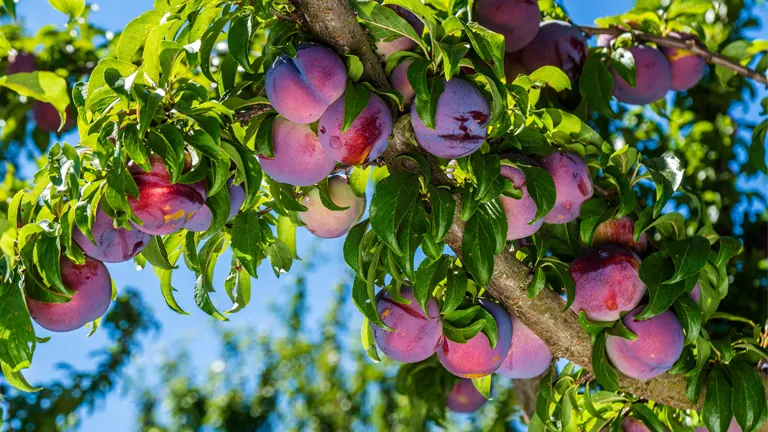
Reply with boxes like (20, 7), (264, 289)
(578, 25), (768, 87)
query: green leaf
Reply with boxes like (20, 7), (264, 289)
(631, 404), (666, 432)
(117, 9), (167, 61)
(472, 375), (492, 399)
(361, 317), (381, 363)
(604, 165), (636, 218)
(645, 155), (684, 217)
(47, 0), (85, 19)
(713, 237), (742, 268)
(352, 275), (389, 330)
(636, 211), (686, 241)
(224, 257), (251, 314)
(141, 236), (176, 270)
(577, 310), (614, 335)
(413, 256), (450, 315)
(344, 219), (370, 279)
(355, 1), (429, 55)
(266, 239), (293, 277)
(636, 252), (689, 320)
(194, 231), (229, 321)
(579, 54), (615, 117)
(350, 166), (371, 197)
(592, 331), (620, 391)
(703, 367), (733, 432)
(0, 72), (70, 130)
(462, 21), (505, 81)
(444, 265), (467, 315)
(370, 171), (421, 255)
(34, 235), (70, 296)
(611, 47), (637, 88)
(1, 361), (40, 392)
(470, 152), (501, 202)
(607, 316), (638, 341)
(228, 14), (254, 73)
(579, 198), (613, 247)
(200, 14), (232, 82)
(462, 208), (496, 287)
(428, 186), (455, 243)
(731, 361), (768, 432)
(342, 82), (371, 133)
(529, 66), (572, 92)
(152, 232), (189, 315)
(663, 236), (710, 285)
(0, 272), (36, 371)
(316, 178), (348, 212)
(137, 89), (164, 138)
(231, 211), (264, 278)
(413, 75), (445, 130)
(438, 42), (469, 80)
(518, 165), (556, 223)
(673, 295), (703, 346)
(394, 204), (427, 280)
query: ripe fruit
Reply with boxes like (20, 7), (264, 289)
(521, 20), (588, 82)
(128, 155), (207, 235)
(259, 117), (337, 186)
(388, 59), (416, 105)
(374, 5), (424, 59)
(265, 44), (348, 124)
(299, 176), (366, 239)
(34, 103), (76, 133)
(540, 151), (593, 224)
(689, 283), (702, 304)
(372, 287), (442, 363)
(72, 204), (151, 263)
(437, 299), (513, 378)
(474, 0), (540, 52)
(592, 217), (648, 253)
(185, 182), (246, 232)
(606, 306), (684, 379)
(27, 256), (112, 332)
(410, 78), (490, 159)
(496, 312), (552, 379)
(446, 379), (487, 413)
(318, 93), (393, 165)
(569, 246), (647, 322)
(504, 51), (528, 82)
(611, 45), (671, 105)
(662, 32), (707, 92)
(499, 164), (544, 240)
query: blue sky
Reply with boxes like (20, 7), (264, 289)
(7, 0), (766, 430)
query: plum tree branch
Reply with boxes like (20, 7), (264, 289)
(577, 25), (768, 87)
(292, 0), (768, 415)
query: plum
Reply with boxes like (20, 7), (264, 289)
(388, 59), (416, 105)
(34, 102), (76, 133)
(374, 5), (424, 59)
(611, 45), (671, 105)
(260, 117), (337, 186)
(540, 151), (593, 224)
(689, 283), (701, 304)
(372, 287), (442, 363)
(505, 51), (528, 82)
(569, 246), (647, 322)
(7, 52), (36, 74)
(474, 0), (540, 52)
(596, 33), (615, 48)
(410, 78), (490, 159)
(446, 379), (487, 413)
(496, 312), (552, 378)
(318, 93), (392, 165)
(499, 164), (544, 240)
(592, 217), (648, 253)
(521, 20), (588, 82)
(72, 204), (151, 263)
(128, 155), (207, 235)
(606, 306), (684, 380)
(265, 44), (348, 124)
(621, 417), (662, 432)
(27, 256), (112, 332)
(185, 182), (246, 232)
(299, 176), (366, 239)
(437, 299), (513, 378)
(663, 32), (706, 92)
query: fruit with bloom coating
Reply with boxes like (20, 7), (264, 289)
(265, 44), (348, 124)
(73, 204), (151, 263)
(611, 45), (671, 105)
(496, 312), (552, 378)
(437, 299), (513, 378)
(606, 306), (684, 380)
(446, 379), (488, 413)
(592, 217), (648, 253)
(474, 0), (540, 52)
(663, 32), (707, 92)
(259, 117), (337, 186)
(521, 20), (588, 82)
(372, 287), (442, 363)
(299, 176), (366, 239)
(569, 246), (647, 322)
(499, 164), (544, 240)
(128, 155), (207, 235)
(318, 93), (392, 165)
(27, 256), (112, 332)
(540, 151), (593, 224)
(410, 78), (490, 159)
(388, 59), (416, 105)
(374, 5), (424, 59)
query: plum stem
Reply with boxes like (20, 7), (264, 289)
(578, 25), (768, 87)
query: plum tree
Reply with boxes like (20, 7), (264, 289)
(265, 44), (348, 124)
(259, 117), (337, 186)
(72, 204), (151, 263)
(499, 163), (544, 240)
(540, 151), (593, 224)
(6, 52), (36, 74)
(26, 256), (112, 332)
(663, 32), (707, 92)
(611, 45), (671, 105)
(569, 246), (646, 322)
(592, 217), (648, 253)
(446, 379), (488, 413)
(318, 92), (393, 165)
(185, 182), (246, 233)
(374, 5), (424, 59)
(410, 78), (490, 159)
(128, 155), (207, 235)
(299, 176), (366, 239)
(388, 59), (415, 105)
(372, 287), (442, 363)
(33, 103), (76, 133)
(606, 306), (684, 380)
(521, 20), (589, 82)
(437, 299), (513, 378)
(496, 312), (552, 379)
(474, 0), (540, 52)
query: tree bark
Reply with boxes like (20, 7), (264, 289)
(294, 0), (768, 415)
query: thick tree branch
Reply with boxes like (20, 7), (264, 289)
(293, 0), (768, 415)
(578, 25), (768, 87)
